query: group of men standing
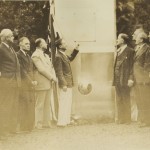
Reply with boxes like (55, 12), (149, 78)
(2, 24), (149, 141)
(113, 27), (150, 127)
(0, 28), (79, 140)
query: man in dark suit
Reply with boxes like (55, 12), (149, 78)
(113, 33), (134, 124)
(0, 29), (21, 138)
(54, 38), (79, 127)
(17, 37), (37, 132)
(131, 32), (150, 127)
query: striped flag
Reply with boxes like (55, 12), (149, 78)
(48, 0), (59, 122)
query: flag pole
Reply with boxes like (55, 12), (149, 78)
(49, 0), (59, 121)
(49, 0), (56, 65)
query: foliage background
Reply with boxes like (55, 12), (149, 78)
(0, 0), (150, 50)
(0, 1), (48, 52)
(116, 0), (150, 37)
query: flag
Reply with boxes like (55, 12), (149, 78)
(48, 0), (59, 121)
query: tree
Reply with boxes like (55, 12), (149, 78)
(116, 0), (150, 36)
(134, 0), (150, 33)
(0, 1), (48, 52)
(116, 0), (135, 36)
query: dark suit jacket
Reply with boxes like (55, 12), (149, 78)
(54, 49), (79, 88)
(133, 43), (150, 84)
(113, 46), (134, 86)
(17, 50), (34, 90)
(0, 43), (21, 88)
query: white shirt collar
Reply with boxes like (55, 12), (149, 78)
(20, 49), (26, 56)
(59, 50), (66, 56)
(137, 43), (145, 49)
(2, 42), (10, 48)
(36, 48), (44, 54)
(135, 43), (145, 52)
(36, 48), (48, 58)
(117, 44), (127, 54)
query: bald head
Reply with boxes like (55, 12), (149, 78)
(35, 38), (47, 51)
(0, 29), (14, 43)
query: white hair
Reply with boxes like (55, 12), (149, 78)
(137, 32), (148, 40)
(0, 29), (12, 41)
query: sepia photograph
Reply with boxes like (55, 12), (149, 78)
(0, 0), (150, 150)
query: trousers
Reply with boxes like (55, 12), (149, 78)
(115, 85), (131, 123)
(134, 84), (150, 124)
(57, 88), (72, 126)
(0, 88), (19, 134)
(35, 89), (52, 127)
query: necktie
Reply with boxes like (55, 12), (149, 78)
(135, 45), (141, 53)
(116, 47), (122, 56)
(9, 47), (14, 53)
(26, 53), (30, 61)
(135, 45), (141, 57)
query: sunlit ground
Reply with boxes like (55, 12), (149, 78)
(1, 122), (150, 150)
